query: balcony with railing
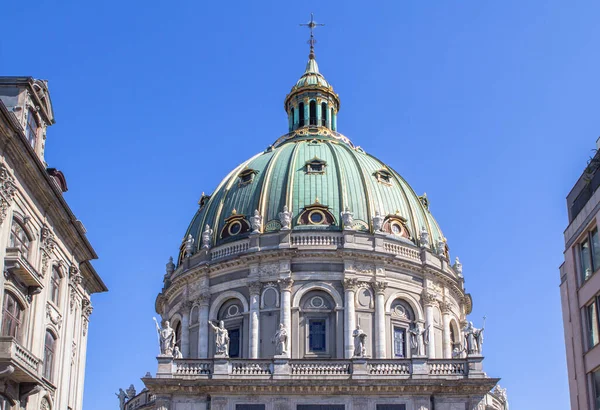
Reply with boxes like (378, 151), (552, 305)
(161, 357), (482, 381)
(4, 247), (43, 290)
(0, 336), (43, 383)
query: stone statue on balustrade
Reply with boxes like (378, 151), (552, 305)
(409, 322), (429, 356)
(352, 324), (367, 358)
(209, 320), (230, 357)
(464, 320), (484, 355)
(419, 226), (429, 248)
(341, 207), (354, 230)
(116, 388), (127, 410)
(153, 317), (176, 356)
(201, 224), (213, 249)
(184, 235), (195, 258)
(173, 345), (183, 359)
(372, 211), (384, 232)
(272, 323), (288, 355)
(279, 206), (293, 230)
(250, 209), (263, 233)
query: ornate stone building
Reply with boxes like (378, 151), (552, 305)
(139, 21), (508, 410)
(0, 77), (106, 409)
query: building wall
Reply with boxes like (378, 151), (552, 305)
(0, 80), (105, 410)
(562, 150), (600, 410)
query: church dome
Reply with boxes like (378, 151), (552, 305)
(180, 119), (444, 261)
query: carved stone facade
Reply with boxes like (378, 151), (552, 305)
(0, 78), (107, 410)
(134, 30), (507, 410)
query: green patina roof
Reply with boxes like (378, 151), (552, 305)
(292, 58), (332, 91)
(183, 130), (445, 251)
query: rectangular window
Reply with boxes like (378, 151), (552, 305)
(593, 229), (600, 272)
(297, 406), (344, 410)
(309, 319), (326, 352)
(582, 239), (592, 281)
(588, 302), (600, 350)
(376, 405), (407, 410)
(236, 405), (265, 410)
(580, 228), (600, 283)
(229, 328), (240, 358)
(593, 368), (600, 410)
(393, 327), (406, 358)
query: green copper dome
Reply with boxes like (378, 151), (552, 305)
(179, 53), (445, 259)
(181, 126), (444, 257)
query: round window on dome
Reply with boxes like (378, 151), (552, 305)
(308, 210), (325, 225)
(228, 221), (242, 236)
(391, 222), (402, 235)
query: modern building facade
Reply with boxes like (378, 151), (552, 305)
(561, 138), (600, 410)
(135, 26), (508, 410)
(0, 77), (107, 410)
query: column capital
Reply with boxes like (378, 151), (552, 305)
(343, 278), (359, 292)
(373, 280), (388, 295)
(197, 292), (211, 307)
(278, 277), (294, 292)
(439, 300), (452, 314)
(248, 281), (262, 296)
(422, 290), (439, 307)
(182, 300), (194, 310)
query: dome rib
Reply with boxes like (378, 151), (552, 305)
(258, 145), (287, 222)
(324, 141), (346, 223)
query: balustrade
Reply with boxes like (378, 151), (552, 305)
(290, 360), (351, 375)
(368, 360), (411, 376)
(231, 360), (272, 375)
(291, 233), (343, 247)
(211, 240), (250, 260)
(174, 359), (212, 376)
(428, 359), (466, 376)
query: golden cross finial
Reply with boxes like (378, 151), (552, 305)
(300, 13), (325, 59)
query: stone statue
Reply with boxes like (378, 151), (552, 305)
(272, 323), (288, 355)
(116, 388), (127, 410)
(173, 345), (183, 359)
(201, 224), (213, 249)
(250, 209), (263, 233)
(153, 317), (176, 356)
(352, 324), (367, 358)
(126, 384), (136, 399)
(464, 321), (484, 355)
(184, 235), (194, 258)
(341, 207), (354, 230)
(166, 256), (175, 276)
(372, 211), (384, 232)
(436, 237), (446, 257)
(208, 320), (230, 356)
(408, 322), (429, 356)
(453, 257), (463, 277)
(419, 226), (429, 248)
(279, 206), (293, 230)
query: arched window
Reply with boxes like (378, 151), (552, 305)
(309, 101), (317, 125)
(9, 220), (31, 260)
(321, 103), (327, 126)
(299, 290), (337, 357)
(390, 299), (415, 358)
(2, 292), (23, 341)
(299, 103), (305, 127)
(174, 321), (182, 350)
(49, 266), (61, 306)
(217, 299), (244, 358)
(290, 107), (295, 127)
(43, 330), (56, 381)
(25, 109), (38, 148)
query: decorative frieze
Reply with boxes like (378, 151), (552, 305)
(0, 163), (16, 226)
(39, 224), (56, 277)
(259, 263), (279, 276)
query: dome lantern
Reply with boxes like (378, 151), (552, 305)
(284, 14), (340, 132)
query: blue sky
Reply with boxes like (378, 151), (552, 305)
(2, 1), (597, 408)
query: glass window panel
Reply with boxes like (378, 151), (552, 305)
(588, 302), (599, 349)
(297, 406), (344, 410)
(309, 319), (326, 352)
(236, 406), (265, 410)
(593, 369), (600, 410)
(44, 330), (55, 380)
(229, 328), (240, 358)
(393, 327), (406, 358)
(592, 229), (600, 272)
(582, 239), (592, 281)
(376, 406), (406, 410)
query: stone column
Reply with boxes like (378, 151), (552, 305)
(440, 301), (452, 359)
(303, 100), (309, 126)
(197, 293), (210, 358)
(248, 281), (261, 358)
(423, 291), (438, 358)
(181, 301), (191, 357)
(316, 101), (322, 125)
(343, 278), (358, 359)
(373, 280), (388, 358)
(279, 278), (293, 345)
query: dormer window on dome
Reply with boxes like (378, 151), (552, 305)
(374, 169), (393, 185)
(305, 157), (326, 174)
(238, 168), (258, 187)
(381, 214), (411, 239)
(220, 210), (251, 239)
(298, 200), (336, 226)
